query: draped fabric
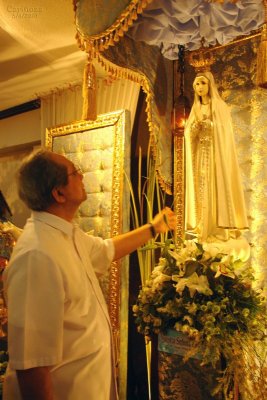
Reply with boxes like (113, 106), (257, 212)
(75, 0), (264, 54)
(185, 71), (249, 241)
(75, 0), (131, 36)
(128, 0), (265, 58)
(102, 36), (173, 191)
(40, 79), (140, 145)
(40, 84), (83, 145)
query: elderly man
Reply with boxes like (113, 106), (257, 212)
(3, 150), (175, 400)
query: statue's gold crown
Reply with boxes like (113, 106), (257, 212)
(188, 49), (215, 72)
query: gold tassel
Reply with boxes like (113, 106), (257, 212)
(122, 20), (129, 32)
(114, 31), (120, 42)
(108, 33), (114, 46)
(118, 26), (125, 37)
(131, 8), (138, 20)
(82, 54), (97, 120)
(256, 23), (267, 88)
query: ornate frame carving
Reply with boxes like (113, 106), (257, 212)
(45, 110), (130, 398)
(173, 131), (185, 240)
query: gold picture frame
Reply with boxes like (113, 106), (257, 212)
(46, 109), (131, 399)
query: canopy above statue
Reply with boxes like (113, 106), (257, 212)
(75, 0), (265, 58)
(75, 0), (131, 37)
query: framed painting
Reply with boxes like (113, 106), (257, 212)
(46, 109), (131, 399)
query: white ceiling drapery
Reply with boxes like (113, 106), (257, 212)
(128, 0), (265, 59)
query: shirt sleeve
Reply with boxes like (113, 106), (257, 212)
(82, 233), (115, 276)
(4, 249), (65, 370)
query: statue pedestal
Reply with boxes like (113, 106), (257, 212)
(158, 330), (222, 400)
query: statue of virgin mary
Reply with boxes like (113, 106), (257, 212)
(184, 71), (248, 242)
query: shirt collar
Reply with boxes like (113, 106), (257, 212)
(31, 211), (74, 237)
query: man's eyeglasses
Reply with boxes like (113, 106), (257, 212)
(67, 167), (83, 177)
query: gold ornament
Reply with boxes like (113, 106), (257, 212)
(188, 48), (215, 73)
(82, 49), (97, 121)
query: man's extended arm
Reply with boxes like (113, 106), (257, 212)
(112, 207), (176, 260)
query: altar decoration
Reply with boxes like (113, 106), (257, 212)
(133, 238), (267, 398)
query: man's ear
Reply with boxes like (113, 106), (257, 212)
(51, 187), (66, 204)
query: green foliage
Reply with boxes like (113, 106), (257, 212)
(126, 145), (168, 284)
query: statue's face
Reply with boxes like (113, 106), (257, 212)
(194, 76), (209, 98)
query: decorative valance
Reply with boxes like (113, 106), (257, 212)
(74, 0), (152, 52)
(74, 0), (265, 56)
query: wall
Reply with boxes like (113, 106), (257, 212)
(0, 108), (41, 149)
(0, 109), (41, 227)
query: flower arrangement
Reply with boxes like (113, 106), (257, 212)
(133, 238), (267, 398)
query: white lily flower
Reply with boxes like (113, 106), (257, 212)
(151, 273), (171, 292)
(212, 262), (236, 279)
(202, 242), (222, 260)
(172, 274), (182, 282)
(184, 240), (198, 254)
(174, 272), (213, 298)
(151, 263), (165, 277)
(158, 257), (168, 267)
(168, 249), (188, 264)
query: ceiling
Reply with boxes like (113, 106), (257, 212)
(0, 0), (106, 112)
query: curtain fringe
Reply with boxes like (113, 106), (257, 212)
(75, 0), (153, 53)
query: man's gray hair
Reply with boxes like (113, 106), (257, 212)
(18, 150), (68, 211)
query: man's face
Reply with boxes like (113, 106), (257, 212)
(194, 76), (209, 98)
(51, 153), (87, 206)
